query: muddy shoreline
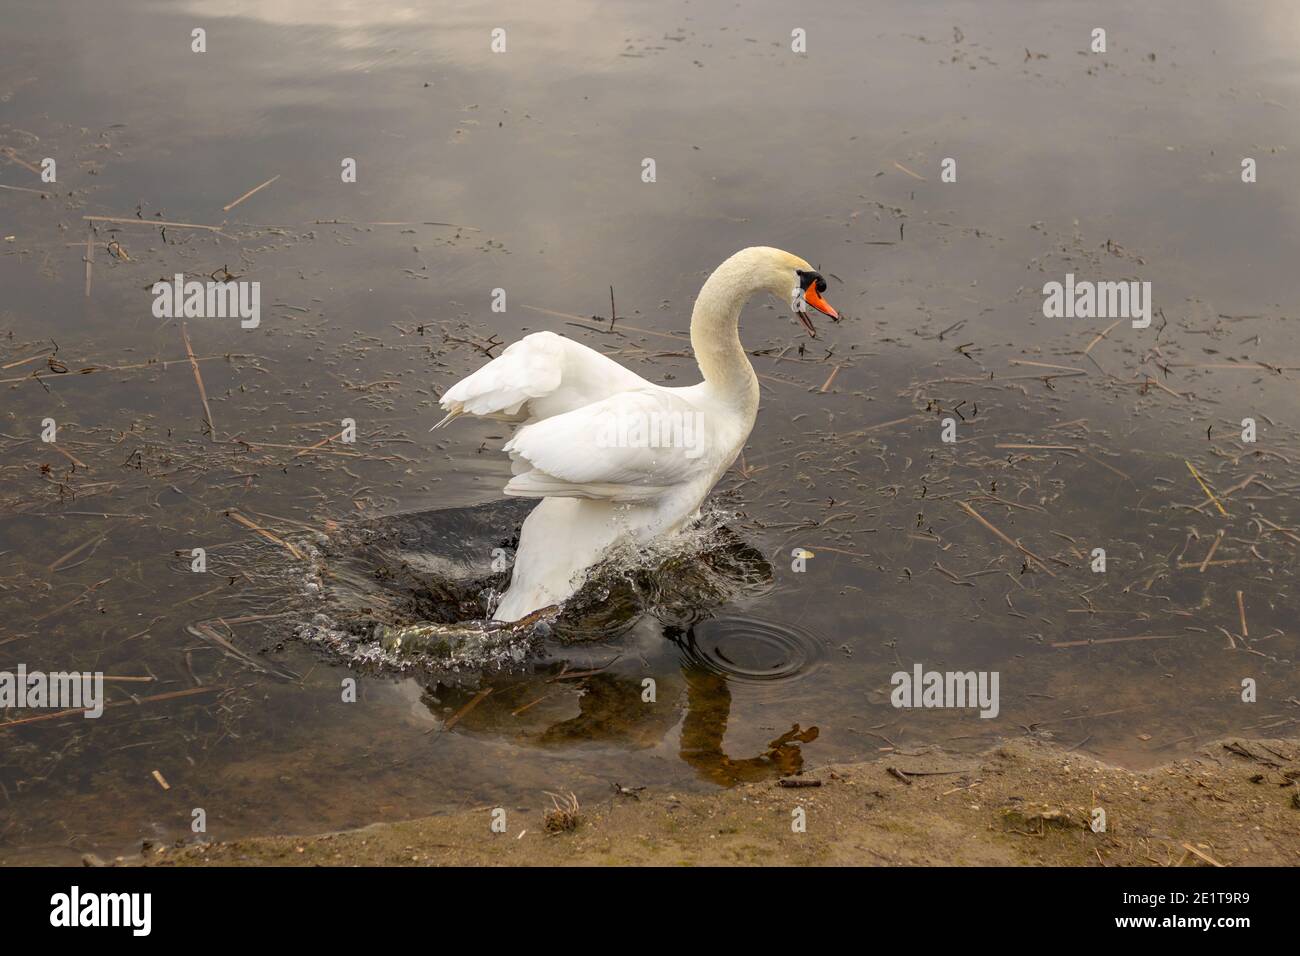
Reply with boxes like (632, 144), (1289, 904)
(135, 734), (1299, 867)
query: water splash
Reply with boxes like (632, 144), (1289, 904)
(292, 499), (775, 674)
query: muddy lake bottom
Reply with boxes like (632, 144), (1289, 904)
(1, 0), (1299, 864)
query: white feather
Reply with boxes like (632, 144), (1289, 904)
(502, 390), (707, 501)
(437, 331), (645, 426)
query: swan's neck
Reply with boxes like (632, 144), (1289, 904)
(689, 262), (763, 402)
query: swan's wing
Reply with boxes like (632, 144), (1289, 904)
(434, 331), (649, 428)
(502, 390), (710, 502)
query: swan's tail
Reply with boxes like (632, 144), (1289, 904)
(429, 408), (461, 431)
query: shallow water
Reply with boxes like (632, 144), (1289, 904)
(2, 0), (1298, 863)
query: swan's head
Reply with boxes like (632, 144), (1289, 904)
(737, 246), (839, 338)
(792, 268), (838, 337)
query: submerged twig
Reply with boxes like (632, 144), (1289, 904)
(180, 323), (216, 439)
(956, 501), (1056, 577)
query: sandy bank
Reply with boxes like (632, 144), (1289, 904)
(139, 736), (1300, 867)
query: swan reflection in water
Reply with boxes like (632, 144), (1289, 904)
(415, 636), (820, 788)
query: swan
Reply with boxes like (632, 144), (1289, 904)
(433, 246), (839, 622)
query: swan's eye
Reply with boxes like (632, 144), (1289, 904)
(796, 269), (826, 293)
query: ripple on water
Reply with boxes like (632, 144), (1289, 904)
(676, 616), (826, 688)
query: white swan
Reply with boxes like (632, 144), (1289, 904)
(433, 246), (838, 622)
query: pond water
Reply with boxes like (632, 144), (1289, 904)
(1, 0), (1298, 863)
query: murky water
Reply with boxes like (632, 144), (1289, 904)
(2, 0), (1298, 863)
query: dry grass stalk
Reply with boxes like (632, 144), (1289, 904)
(222, 173), (280, 212)
(83, 214), (225, 233)
(1198, 529), (1225, 572)
(226, 510), (304, 560)
(442, 688), (492, 732)
(180, 323), (216, 439)
(1185, 460), (1227, 517)
(0, 686), (218, 731)
(543, 791), (581, 833)
(956, 500), (1056, 577)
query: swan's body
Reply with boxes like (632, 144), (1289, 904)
(434, 247), (837, 621)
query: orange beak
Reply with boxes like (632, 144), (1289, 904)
(804, 284), (839, 321)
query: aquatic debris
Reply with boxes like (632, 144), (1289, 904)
(1185, 459), (1228, 516)
(180, 322), (216, 439)
(0, 686), (220, 731)
(955, 500), (1056, 577)
(222, 174), (280, 213)
(226, 509), (304, 560)
(83, 213), (227, 234)
(188, 622), (300, 681)
(440, 687), (493, 732)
